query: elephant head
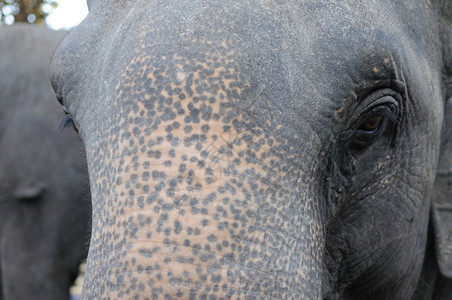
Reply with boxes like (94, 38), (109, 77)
(50, 0), (452, 298)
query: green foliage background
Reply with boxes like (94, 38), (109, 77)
(0, 0), (58, 24)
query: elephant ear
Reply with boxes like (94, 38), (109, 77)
(433, 98), (452, 278)
(432, 2), (452, 279)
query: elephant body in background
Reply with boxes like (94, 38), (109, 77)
(0, 24), (91, 300)
(51, 1), (452, 299)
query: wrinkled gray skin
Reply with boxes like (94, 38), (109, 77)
(0, 24), (91, 300)
(51, 0), (452, 299)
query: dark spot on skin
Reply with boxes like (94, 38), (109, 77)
(184, 125), (193, 134)
(186, 227), (193, 236)
(142, 172), (150, 181)
(130, 174), (138, 182)
(139, 249), (154, 258)
(138, 196), (145, 208)
(174, 221), (182, 234)
(152, 171), (161, 180)
(155, 181), (165, 191)
(153, 205), (160, 214)
(133, 126), (141, 137)
(179, 164), (187, 173)
(201, 124), (210, 133)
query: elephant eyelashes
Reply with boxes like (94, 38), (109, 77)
(59, 105), (79, 134)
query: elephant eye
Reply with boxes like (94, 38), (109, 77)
(352, 105), (397, 148)
(359, 115), (383, 132)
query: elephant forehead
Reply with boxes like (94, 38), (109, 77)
(98, 45), (311, 194)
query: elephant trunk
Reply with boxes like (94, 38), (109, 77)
(82, 119), (325, 298)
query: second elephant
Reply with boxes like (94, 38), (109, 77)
(0, 24), (91, 300)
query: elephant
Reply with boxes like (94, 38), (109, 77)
(0, 24), (91, 300)
(50, 0), (452, 298)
